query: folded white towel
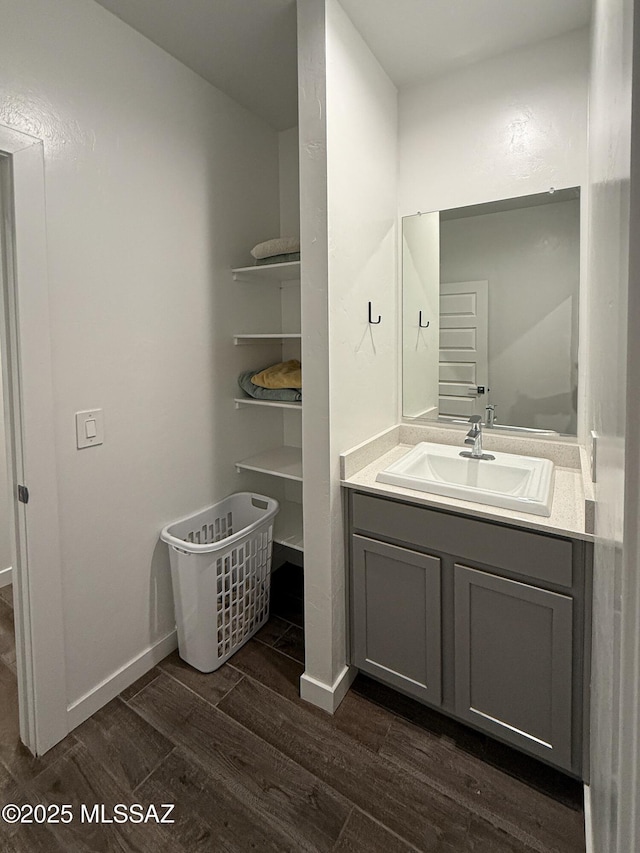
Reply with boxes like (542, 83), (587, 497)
(251, 236), (300, 260)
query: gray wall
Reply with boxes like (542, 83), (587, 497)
(440, 199), (580, 433)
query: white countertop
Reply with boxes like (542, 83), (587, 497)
(340, 427), (594, 542)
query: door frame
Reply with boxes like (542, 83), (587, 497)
(0, 124), (68, 754)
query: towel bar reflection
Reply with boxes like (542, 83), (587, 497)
(419, 311), (430, 328)
(368, 302), (381, 324)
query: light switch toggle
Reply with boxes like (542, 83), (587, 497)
(76, 410), (104, 449)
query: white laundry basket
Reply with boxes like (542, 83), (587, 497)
(160, 492), (279, 672)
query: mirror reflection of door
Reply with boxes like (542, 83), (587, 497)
(439, 281), (488, 418)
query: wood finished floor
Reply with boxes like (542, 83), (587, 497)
(0, 566), (585, 852)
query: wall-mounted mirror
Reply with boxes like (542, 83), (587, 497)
(402, 188), (580, 435)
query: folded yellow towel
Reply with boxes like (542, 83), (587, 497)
(252, 359), (302, 390)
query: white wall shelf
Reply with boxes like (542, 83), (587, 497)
(232, 235), (302, 550)
(234, 333), (302, 346)
(235, 445), (302, 481)
(234, 397), (301, 411)
(273, 500), (304, 552)
(232, 260), (300, 282)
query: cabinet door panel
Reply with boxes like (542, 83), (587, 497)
(454, 564), (573, 770)
(352, 536), (441, 705)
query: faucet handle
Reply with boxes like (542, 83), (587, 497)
(468, 415), (482, 424)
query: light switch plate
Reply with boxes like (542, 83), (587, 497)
(76, 409), (104, 449)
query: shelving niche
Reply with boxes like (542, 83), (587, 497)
(232, 260), (303, 554)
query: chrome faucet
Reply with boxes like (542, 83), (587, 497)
(460, 415), (495, 461)
(485, 403), (497, 427)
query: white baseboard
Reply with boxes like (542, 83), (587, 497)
(584, 784), (594, 853)
(0, 566), (12, 588)
(66, 629), (178, 730)
(300, 664), (357, 714)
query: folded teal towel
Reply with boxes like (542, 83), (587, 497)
(238, 369), (302, 402)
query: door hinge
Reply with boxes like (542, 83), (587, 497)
(18, 485), (29, 504)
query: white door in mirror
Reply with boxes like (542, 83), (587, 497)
(439, 281), (489, 418)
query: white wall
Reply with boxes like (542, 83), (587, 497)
(0, 0), (281, 712)
(398, 28), (589, 216)
(398, 28), (589, 438)
(585, 0), (639, 848)
(0, 351), (11, 574)
(440, 199), (580, 433)
(278, 127), (303, 457)
(0, 181), (11, 579)
(326, 0), (398, 457)
(279, 127), (301, 240)
(298, 0), (398, 702)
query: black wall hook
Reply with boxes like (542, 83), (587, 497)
(368, 302), (381, 324)
(419, 311), (430, 328)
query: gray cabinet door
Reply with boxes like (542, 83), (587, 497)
(454, 564), (573, 771)
(352, 535), (442, 705)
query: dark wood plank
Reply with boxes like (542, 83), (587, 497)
(129, 672), (351, 852)
(0, 767), (66, 853)
(353, 674), (583, 811)
(270, 593), (304, 627)
(0, 598), (16, 672)
(274, 624), (305, 663)
(228, 637), (303, 702)
(158, 651), (242, 707)
(353, 674), (492, 755)
(73, 697), (174, 792)
(0, 585), (12, 607)
(254, 615), (292, 647)
(380, 718), (585, 853)
(0, 660), (76, 785)
(270, 564), (305, 628)
(119, 667), (162, 702)
(0, 830), (65, 852)
(138, 746), (319, 852)
(218, 675), (539, 852)
(29, 741), (180, 852)
(272, 562), (304, 599)
(0, 768), (66, 853)
(333, 809), (416, 853)
(449, 816), (547, 853)
(0, 766), (23, 809)
(474, 734), (584, 811)
(0, 815), (67, 853)
(228, 640), (391, 753)
(332, 810), (558, 853)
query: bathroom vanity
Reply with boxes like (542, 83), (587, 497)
(342, 426), (593, 779)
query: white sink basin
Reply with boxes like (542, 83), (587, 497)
(376, 442), (554, 517)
